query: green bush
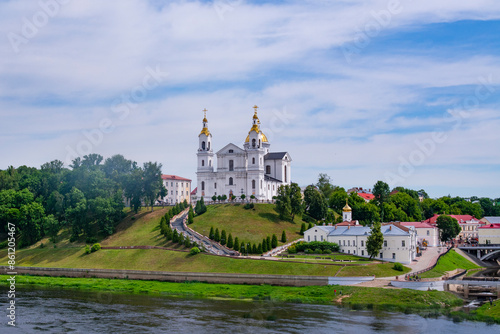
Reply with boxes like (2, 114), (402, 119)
(244, 203), (254, 210)
(189, 247), (200, 255)
(314, 248), (322, 254)
(85, 245), (91, 254)
(40, 242), (45, 248)
(90, 243), (101, 253)
(323, 249), (332, 254)
(287, 245), (297, 254)
(304, 248), (312, 254)
(295, 241), (339, 253)
(86, 237), (98, 244)
(393, 262), (404, 271)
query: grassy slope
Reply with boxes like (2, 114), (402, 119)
(0, 248), (342, 276)
(190, 203), (301, 245)
(0, 275), (463, 313)
(337, 263), (411, 277)
(420, 249), (482, 278)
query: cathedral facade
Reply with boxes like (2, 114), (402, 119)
(197, 106), (292, 201)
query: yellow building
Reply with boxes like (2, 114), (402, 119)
(478, 224), (500, 244)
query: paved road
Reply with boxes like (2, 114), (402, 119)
(170, 211), (237, 256)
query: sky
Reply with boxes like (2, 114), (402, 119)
(1, 0), (500, 199)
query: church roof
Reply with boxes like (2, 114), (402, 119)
(264, 152), (289, 160)
(264, 175), (282, 183)
(162, 174), (191, 181)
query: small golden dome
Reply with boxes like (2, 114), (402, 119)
(343, 199), (352, 212)
(199, 127), (210, 136)
(203, 117), (207, 123)
(253, 111), (259, 120)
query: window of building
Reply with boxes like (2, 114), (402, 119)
(361, 240), (364, 247)
(252, 157), (255, 164)
(427, 230), (430, 236)
(361, 250), (364, 256)
(260, 180), (262, 189)
(176, 191), (178, 195)
(214, 183), (217, 189)
(314, 236), (317, 241)
(229, 160), (234, 171)
(392, 253), (396, 259)
(252, 180), (255, 189)
(171, 182), (173, 187)
(171, 190), (173, 195)
(229, 149), (233, 153)
(181, 183), (183, 187)
(202, 160), (205, 167)
(384, 240), (387, 247)
(202, 141), (206, 150)
(307, 235), (310, 241)
(380, 253), (383, 258)
(343, 240), (345, 246)
(252, 139), (256, 148)
(353, 241), (356, 246)
(284, 166), (287, 183)
(208, 142), (210, 150)
(402, 240), (405, 247)
(209, 160), (211, 166)
(266, 165), (271, 174)
(229, 177), (233, 185)
(321, 235), (323, 241)
(348, 240), (350, 246)
(201, 181), (205, 191)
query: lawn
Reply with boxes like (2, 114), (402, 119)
(0, 247), (343, 276)
(336, 263), (411, 277)
(420, 249), (482, 278)
(190, 203), (302, 245)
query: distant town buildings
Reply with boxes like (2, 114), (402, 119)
(400, 221), (440, 247)
(160, 174), (192, 204)
(424, 214), (484, 242)
(478, 223), (500, 244)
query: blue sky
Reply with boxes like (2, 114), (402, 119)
(1, 0), (500, 198)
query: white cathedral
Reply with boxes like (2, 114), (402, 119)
(197, 106), (292, 201)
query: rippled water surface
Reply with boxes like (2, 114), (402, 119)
(1, 287), (498, 333)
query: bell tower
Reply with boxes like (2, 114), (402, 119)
(197, 109), (214, 173)
(343, 199), (352, 222)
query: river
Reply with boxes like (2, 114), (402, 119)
(1, 288), (498, 333)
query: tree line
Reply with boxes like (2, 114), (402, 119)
(0, 154), (166, 247)
(274, 173), (498, 227)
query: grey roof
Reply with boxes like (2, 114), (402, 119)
(306, 224), (410, 237)
(484, 217), (500, 224)
(264, 174), (282, 183)
(264, 152), (288, 160)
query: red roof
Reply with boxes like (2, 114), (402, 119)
(357, 193), (375, 201)
(336, 220), (360, 226)
(190, 187), (197, 195)
(424, 214), (479, 225)
(400, 221), (435, 229)
(479, 223), (500, 229)
(161, 174), (191, 182)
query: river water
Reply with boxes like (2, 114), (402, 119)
(1, 288), (498, 333)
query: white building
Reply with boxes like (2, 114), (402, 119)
(304, 223), (417, 264)
(160, 175), (192, 205)
(401, 221), (440, 247)
(196, 107), (292, 201)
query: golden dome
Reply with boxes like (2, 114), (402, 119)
(199, 127), (210, 136)
(245, 129), (268, 143)
(203, 117), (207, 123)
(253, 111), (259, 120)
(343, 199), (352, 212)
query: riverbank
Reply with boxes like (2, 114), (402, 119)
(0, 274), (466, 315)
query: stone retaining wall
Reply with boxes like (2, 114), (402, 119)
(0, 266), (330, 287)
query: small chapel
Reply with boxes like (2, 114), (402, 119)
(197, 106), (292, 201)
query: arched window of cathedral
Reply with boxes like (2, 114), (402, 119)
(229, 177), (233, 185)
(229, 160), (234, 171)
(252, 139), (256, 148)
(252, 157), (255, 164)
(252, 180), (255, 189)
(202, 160), (205, 167)
(201, 181), (205, 191)
(284, 166), (287, 183)
(266, 165), (271, 174)
(202, 141), (206, 150)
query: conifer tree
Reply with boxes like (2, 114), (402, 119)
(266, 236), (271, 250)
(209, 226), (215, 240)
(366, 221), (384, 259)
(262, 238), (268, 252)
(252, 243), (257, 254)
(188, 207), (194, 224)
(271, 234), (278, 249)
(281, 230), (287, 243)
(165, 226), (173, 241)
(220, 230), (227, 245)
(184, 235), (191, 248)
(257, 243), (262, 254)
(233, 237), (240, 251)
(300, 223), (306, 235)
(214, 228), (220, 242)
(178, 232), (185, 245)
(240, 242), (245, 254)
(172, 229), (179, 243)
(227, 233), (233, 248)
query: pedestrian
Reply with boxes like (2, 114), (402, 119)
(334, 289), (337, 296)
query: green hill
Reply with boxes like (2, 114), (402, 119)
(190, 203), (302, 245)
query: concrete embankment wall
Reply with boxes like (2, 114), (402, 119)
(0, 266), (330, 287)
